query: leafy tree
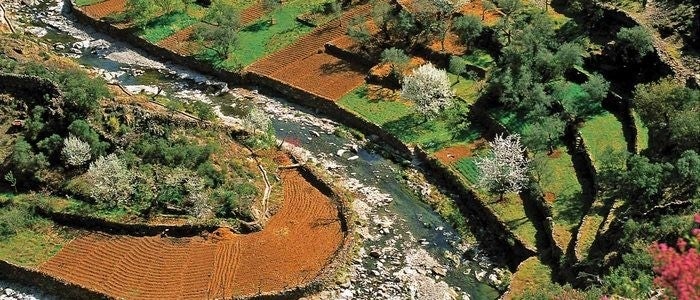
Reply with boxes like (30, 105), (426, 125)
(9, 138), (48, 180)
(36, 134), (64, 161)
(617, 26), (654, 57)
(476, 134), (529, 200)
(62, 135), (92, 167)
(554, 42), (584, 72)
(453, 14), (483, 48)
(85, 154), (134, 207)
(347, 16), (372, 46)
(522, 115), (565, 154)
(125, 0), (161, 28)
(195, 0), (242, 63)
(634, 78), (700, 154)
(448, 56), (468, 82)
(51, 68), (110, 121)
(380, 47), (409, 78)
(23, 106), (46, 142)
(559, 74), (610, 120)
(154, 0), (185, 15)
(68, 120), (109, 158)
(401, 63), (455, 121)
(4, 172), (17, 193)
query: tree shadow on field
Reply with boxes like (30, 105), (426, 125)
(553, 190), (586, 226)
(311, 217), (340, 228)
(319, 59), (367, 76)
(383, 110), (481, 151)
(243, 20), (273, 32)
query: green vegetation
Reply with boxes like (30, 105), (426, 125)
(579, 112), (627, 169)
(140, 11), (197, 43)
(455, 157), (480, 185)
(74, 0), (105, 7)
(0, 195), (70, 266)
(204, 0), (331, 67)
(633, 112), (649, 153)
(482, 191), (538, 250)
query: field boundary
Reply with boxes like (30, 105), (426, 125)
(0, 260), (110, 300)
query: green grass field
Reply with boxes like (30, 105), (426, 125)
(462, 49), (494, 70)
(223, 0), (330, 66)
(454, 157), (480, 185)
(140, 11), (198, 44)
(536, 148), (585, 251)
(339, 85), (480, 152)
(482, 191), (539, 250)
(580, 112), (627, 169)
(633, 111), (649, 153)
(0, 195), (71, 267)
(75, 0), (105, 7)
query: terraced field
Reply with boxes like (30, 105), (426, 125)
(39, 167), (345, 299)
(82, 0), (125, 19)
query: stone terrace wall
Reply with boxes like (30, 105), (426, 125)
(0, 260), (110, 300)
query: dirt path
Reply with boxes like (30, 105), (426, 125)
(39, 167), (344, 299)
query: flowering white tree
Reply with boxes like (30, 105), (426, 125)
(476, 134), (530, 200)
(245, 107), (271, 135)
(401, 63), (455, 120)
(85, 154), (133, 207)
(61, 135), (92, 167)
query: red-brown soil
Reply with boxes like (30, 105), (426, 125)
(270, 52), (368, 100)
(246, 5), (371, 101)
(239, 3), (266, 25)
(39, 167), (344, 299)
(157, 26), (199, 56)
(428, 31), (468, 56)
(82, 0), (126, 19)
(434, 144), (473, 165)
(459, 0), (502, 27)
(434, 139), (486, 165)
(246, 5), (370, 75)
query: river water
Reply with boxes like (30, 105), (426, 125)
(4, 0), (505, 298)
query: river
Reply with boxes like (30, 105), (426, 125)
(2, 0), (506, 298)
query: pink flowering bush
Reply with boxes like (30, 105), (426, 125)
(650, 214), (700, 300)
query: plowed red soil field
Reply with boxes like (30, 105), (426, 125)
(157, 3), (266, 56)
(157, 26), (198, 56)
(247, 5), (371, 101)
(434, 139), (486, 165)
(82, 0), (126, 19)
(40, 167), (344, 299)
(270, 52), (368, 100)
(247, 5), (371, 76)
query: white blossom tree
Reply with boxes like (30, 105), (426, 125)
(61, 135), (92, 167)
(401, 63), (455, 121)
(476, 134), (530, 200)
(85, 154), (133, 207)
(245, 107), (271, 135)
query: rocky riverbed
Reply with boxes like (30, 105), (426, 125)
(1, 0), (509, 298)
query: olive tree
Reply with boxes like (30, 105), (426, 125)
(380, 47), (410, 78)
(617, 26), (654, 57)
(476, 134), (529, 200)
(194, 0), (242, 63)
(61, 135), (92, 167)
(453, 14), (483, 48)
(401, 63), (455, 121)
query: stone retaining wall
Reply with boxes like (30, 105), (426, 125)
(414, 147), (535, 269)
(0, 260), (110, 300)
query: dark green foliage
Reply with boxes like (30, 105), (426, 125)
(634, 79), (700, 155)
(54, 69), (110, 120)
(68, 120), (109, 158)
(36, 134), (64, 161)
(214, 183), (257, 220)
(617, 26), (654, 57)
(0, 204), (34, 238)
(9, 139), (49, 181)
(453, 14), (483, 47)
(522, 116), (565, 154)
(197, 162), (225, 187)
(130, 136), (215, 169)
(603, 246), (655, 298)
(23, 106), (46, 142)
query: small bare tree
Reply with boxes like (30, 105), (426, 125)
(476, 134), (529, 201)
